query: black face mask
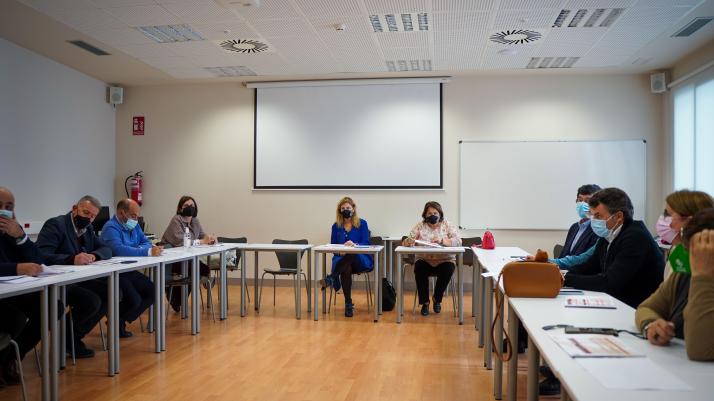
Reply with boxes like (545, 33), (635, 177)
(181, 205), (196, 217)
(426, 215), (440, 225)
(74, 214), (91, 230)
(340, 209), (353, 218)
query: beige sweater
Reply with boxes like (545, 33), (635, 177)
(635, 273), (714, 361)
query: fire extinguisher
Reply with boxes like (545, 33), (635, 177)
(124, 171), (143, 206)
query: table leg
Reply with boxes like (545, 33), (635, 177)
(241, 250), (247, 317)
(161, 262), (166, 351)
(40, 287), (50, 401)
(494, 288), (503, 400)
(479, 270), (486, 347)
(396, 253), (402, 323)
(181, 261), (188, 320)
(472, 265), (477, 318)
(527, 336), (540, 401)
(296, 251), (301, 320)
(154, 264), (162, 353)
(49, 286), (59, 399)
(254, 252), (259, 312)
(147, 268), (154, 333)
(307, 249), (312, 313)
(373, 251), (379, 322)
(507, 301), (519, 401)
(114, 273), (120, 374)
(192, 256), (199, 335)
(377, 251), (383, 315)
(458, 254), (464, 325)
(59, 287), (66, 369)
(220, 251), (227, 320)
(313, 250), (319, 321)
(322, 253), (327, 314)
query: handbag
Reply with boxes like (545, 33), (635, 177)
(491, 249), (563, 361)
(382, 278), (397, 311)
(482, 230), (496, 249)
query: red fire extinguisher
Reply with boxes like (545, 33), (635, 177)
(124, 171), (143, 206)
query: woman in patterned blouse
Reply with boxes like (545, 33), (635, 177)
(403, 201), (462, 316)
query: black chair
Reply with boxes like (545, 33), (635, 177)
(553, 244), (564, 259)
(209, 237), (249, 308)
(258, 239), (309, 310)
(327, 237), (380, 312)
(1, 314), (28, 401)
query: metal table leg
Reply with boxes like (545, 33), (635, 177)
(307, 249), (312, 313)
(114, 273), (120, 374)
(220, 251), (227, 320)
(396, 253), (403, 323)
(154, 264), (161, 353)
(527, 336), (540, 401)
(373, 251), (379, 322)
(296, 251), (301, 319)
(192, 256), (199, 335)
(494, 288), (503, 400)
(49, 286), (59, 399)
(321, 253), (327, 314)
(240, 250), (247, 317)
(40, 287), (50, 401)
(458, 254), (464, 325)
(59, 287), (66, 369)
(254, 252), (259, 312)
(313, 250), (319, 321)
(507, 301), (519, 401)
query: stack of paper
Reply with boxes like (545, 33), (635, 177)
(564, 296), (616, 309)
(0, 275), (39, 284)
(550, 334), (642, 358)
(414, 239), (442, 248)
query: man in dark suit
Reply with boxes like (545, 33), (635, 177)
(558, 184), (601, 258)
(0, 187), (45, 387)
(37, 195), (112, 358)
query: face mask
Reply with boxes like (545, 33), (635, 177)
(655, 215), (677, 244)
(123, 218), (138, 231)
(426, 215), (440, 225)
(575, 202), (589, 219)
(0, 209), (13, 219)
(668, 244), (691, 275)
(340, 209), (353, 218)
(590, 215), (614, 238)
(73, 214), (91, 230)
(181, 205), (195, 217)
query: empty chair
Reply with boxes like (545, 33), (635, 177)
(258, 239), (309, 310)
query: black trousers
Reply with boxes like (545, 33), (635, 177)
(414, 260), (455, 305)
(119, 271), (154, 324)
(334, 254), (363, 305)
(0, 294), (63, 360)
(67, 279), (107, 342)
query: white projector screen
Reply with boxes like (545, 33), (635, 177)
(253, 82), (442, 189)
(459, 140), (647, 230)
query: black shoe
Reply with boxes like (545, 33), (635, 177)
(119, 322), (133, 338)
(345, 302), (354, 318)
(72, 340), (95, 359)
(170, 299), (181, 313)
(420, 303), (429, 316)
(433, 299), (441, 314)
(539, 377), (561, 396)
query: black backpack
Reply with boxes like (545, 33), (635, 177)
(382, 278), (396, 311)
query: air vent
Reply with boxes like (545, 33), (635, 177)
(204, 66), (256, 77)
(672, 17), (713, 37)
(385, 59), (432, 72)
(552, 8), (624, 28)
(218, 39), (270, 53)
(369, 13), (428, 32)
(137, 24), (205, 43)
(67, 40), (110, 56)
(526, 57), (579, 69)
(490, 30), (542, 45)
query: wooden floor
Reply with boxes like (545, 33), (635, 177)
(2, 286), (539, 401)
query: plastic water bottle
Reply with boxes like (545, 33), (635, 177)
(183, 227), (191, 249)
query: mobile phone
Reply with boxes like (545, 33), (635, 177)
(564, 327), (619, 336)
(120, 260), (138, 264)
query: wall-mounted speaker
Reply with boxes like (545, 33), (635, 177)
(108, 86), (123, 105)
(650, 72), (667, 94)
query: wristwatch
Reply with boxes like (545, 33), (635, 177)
(642, 321), (653, 339)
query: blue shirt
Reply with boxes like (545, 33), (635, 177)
(570, 219), (591, 252)
(101, 216), (152, 257)
(551, 242), (597, 270)
(330, 219), (373, 271)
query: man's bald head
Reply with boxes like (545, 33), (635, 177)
(0, 187), (16, 212)
(116, 198), (141, 223)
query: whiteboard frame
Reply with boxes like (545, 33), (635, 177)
(458, 139), (647, 231)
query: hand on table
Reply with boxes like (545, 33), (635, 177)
(646, 318), (675, 346)
(151, 245), (163, 257)
(16, 263), (42, 277)
(74, 253), (96, 265)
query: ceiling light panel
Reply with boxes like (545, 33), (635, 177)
(104, 5), (183, 27)
(136, 24), (205, 43)
(369, 13), (429, 32)
(204, 66), (257, 77)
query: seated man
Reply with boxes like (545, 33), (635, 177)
(564, 187), (664, 307)
(101, 199), (160, 338)
(37, 195), (112, 358)
(636, 208), (714, 361)
(0, 187), (45, 386)
(560, 184), (601, 258)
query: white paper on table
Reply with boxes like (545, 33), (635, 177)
(0, 275), (27, 282)
(0, 275), (39, 284)
(38, 265), (76, 277)
(564, 296), (616, 309)
(414, 239), (442, 248)
(550, 334), (643, 357)
(577, 358), (693, 391)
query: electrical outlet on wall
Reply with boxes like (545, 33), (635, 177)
(20, 221), (43, 235)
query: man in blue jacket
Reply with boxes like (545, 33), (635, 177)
(37, 195), (111, 358)
(101, 199), (160, 338)
(559, 184), (601, 258)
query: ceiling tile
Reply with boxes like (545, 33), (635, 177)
(49, 8), (127, 31)
(103, 5), (183, 27)
(191, 22), (259, 39)
(292, 0), (365, 17)
(231, 1), (300, 20)
(499, 0), (566, 10)
(533, 27), (607, 55)
(251, 18), (316, 38)
(375, 31), (430, 48)
(363, 0), (432, 14)
(432, 11), (490, 31)
(163, 40), (228, 56)
(91, 0), (155, 7)
(307, 15), (374, 35)
(492, 8), (561, 30)
(160, 1), (238, 24)
(564, 0), (635, 8)
(116, 42), (181, 58)
(433, 0), (495, 12)
(81, 27), (157, 46)
(434, 31), (488, 50)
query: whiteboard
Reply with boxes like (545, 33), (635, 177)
(254, 82), (442, 189)
(459, 140), (647, 230)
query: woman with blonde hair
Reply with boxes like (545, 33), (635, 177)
(656, 190), (714, 249)
(322, 197), (373, 317)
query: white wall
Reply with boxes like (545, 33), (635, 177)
(0, 38), (115, 228)
(115, 73), (664, 280)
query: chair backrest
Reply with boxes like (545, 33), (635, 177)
(400, 235), (416, 264)
(461, 237), (482, 266)
(273, 239), (308, 270)
(218, 237), (247, 264)
(553, 244), (564, 259)
(369, 236), (383, 246)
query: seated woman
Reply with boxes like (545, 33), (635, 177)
(636, 207), (714, 361)
(161, 195), (216, 311)
(323, 197), (373, 318)
(403, 201), (462, 316)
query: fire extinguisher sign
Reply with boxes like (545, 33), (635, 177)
(132, 116), (145, 136)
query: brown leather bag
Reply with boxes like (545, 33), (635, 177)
(491, 249), (563, 362)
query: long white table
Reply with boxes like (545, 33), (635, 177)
(312, 244), (383, 322)
(234, 243), (313, 320)
(394, 246), (466, 324)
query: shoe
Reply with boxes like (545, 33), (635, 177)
(320, 276), (333, 290)
(345, 302), (354, 318)
(433, 299), (441, 314)
(72, 340), (95, 359)
(539, 377), (561, 396)
(420, 303), (429, 316)
(119, 322), (133, 338)
(539, 365), (553, 377)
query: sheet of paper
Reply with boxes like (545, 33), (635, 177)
(414, 239), (442, 248)
(0, 275), (28, 282)
(0, 276), (39, 284)
(550, 334), (643, 357)
(38, 265), (75, 277)
(577, 358), (693, 391)
(564, 296), (616, 309)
